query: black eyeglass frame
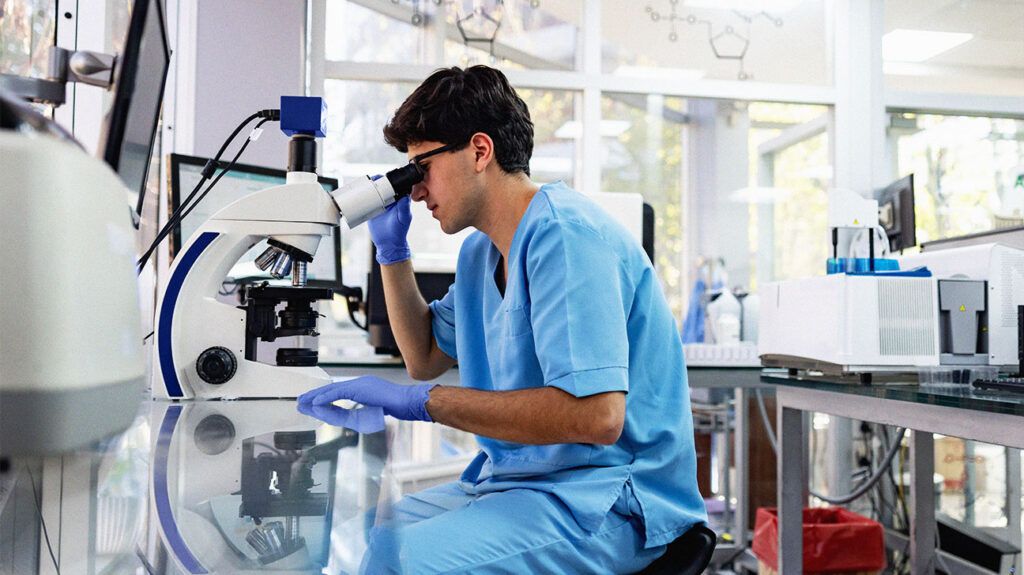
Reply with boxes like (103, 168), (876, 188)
(409, 142), (463, 172)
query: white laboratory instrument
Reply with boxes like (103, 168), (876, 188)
(153, 102), (427, 399)
(0, 110), (145, 455)
(828, 187), (884, 268)
(758, 274), (941, 379)
(899, 243), (1024, 368)
(828, 187), (879, 230)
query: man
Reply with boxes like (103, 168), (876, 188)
(298, 65), (706, 573)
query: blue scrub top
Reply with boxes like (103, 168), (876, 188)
(428, 182), (707, 548)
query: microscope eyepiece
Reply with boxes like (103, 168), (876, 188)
(384, 162), (424, 199)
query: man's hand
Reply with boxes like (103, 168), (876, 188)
(296, 400), (386, 433)
(368, 195), (413, 265)
(298, 375), (437, 422)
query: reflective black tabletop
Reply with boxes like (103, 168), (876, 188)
(762, 373), (1024, 417)
(0, 399), (478, 575)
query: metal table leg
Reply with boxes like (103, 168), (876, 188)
(735, 386), (749, 549)
(965, 440), (976, 526)
(828, 416), (853, 506)
(1007, 448), (1022, 574)
(778, 403), (805, 574)
(910, 430), (935, 575)
(722, 408), (732, 537)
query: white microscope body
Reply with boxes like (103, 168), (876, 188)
(152, 171), (412, 399)
(153, 172), (338, 399)
(154, 96), (429, 400)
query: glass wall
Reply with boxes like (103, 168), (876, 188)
(597, 94), (830, 317)
(602, 0), (831, 84)
(442, 0), (581, 69)
(600, 93), (687, 315)
(315, 0), (838, 323)
(891, 113), (1024, 244)
(748, 102), (831, 286)
(325, 0), (581, 70)
(0, 0), (56, 78)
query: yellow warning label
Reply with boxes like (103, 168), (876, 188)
(959, 304), (966, 312)
(853, 219), (860, 225)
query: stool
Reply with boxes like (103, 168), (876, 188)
(636, 524), (717, 575)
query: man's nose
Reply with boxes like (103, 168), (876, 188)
(410, 183), (427, 202)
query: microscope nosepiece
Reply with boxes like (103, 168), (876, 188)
(255, 246), (281, 271)
(269, 253), (293, 279)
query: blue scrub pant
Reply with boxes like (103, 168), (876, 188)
(360, 481), (666, 574)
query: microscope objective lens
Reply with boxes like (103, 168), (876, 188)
(292, 260), (307, 287)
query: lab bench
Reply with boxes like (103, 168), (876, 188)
(0, 397), (477, 575)
(686, 366), (773, 570)
(767, 374), (1024, 575)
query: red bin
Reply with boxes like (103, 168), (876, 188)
(752, 507), (886, 574)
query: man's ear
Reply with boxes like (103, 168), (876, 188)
(469, 132), (494, 173)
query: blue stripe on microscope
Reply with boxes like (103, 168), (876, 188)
(158, 232), (219, 398)
(154, 405), (208, 574)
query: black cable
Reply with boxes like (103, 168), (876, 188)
(860, 424), (881, 520)
(171, 118), (271, 230)
(136, 109), (279, 273)
(26, 466), (60, 575)
(135, 113), (259, 271)
(889, 429), (910, 530)
(754, 389), (907, 505)
(347, 302), (367, 331)
(137, 129), (258, 271)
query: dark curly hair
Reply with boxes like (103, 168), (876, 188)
(383, 66), (533, 176)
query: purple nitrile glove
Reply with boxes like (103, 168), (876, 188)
(297, 375), (437, 422)
(367, 194), (412, 265)
(296, 400), (386, 434)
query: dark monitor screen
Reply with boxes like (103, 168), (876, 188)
(366, 253), (455, 356)
(877, 174), (916, 252)
(168, 153), (342, 289)
(100, 0), (170, 215)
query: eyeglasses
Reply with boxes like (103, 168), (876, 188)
(410, 142), (462, 173)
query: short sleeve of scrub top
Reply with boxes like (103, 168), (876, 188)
(429, 283), (458, 360)
(524, 220), (630, 398)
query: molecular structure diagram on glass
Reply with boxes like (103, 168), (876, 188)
(645, 0), (784, 80)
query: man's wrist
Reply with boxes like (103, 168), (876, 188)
(375, 244), (411, 265)
(423, 383), (447, 423)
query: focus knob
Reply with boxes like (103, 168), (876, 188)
(196, 347), (237, 385)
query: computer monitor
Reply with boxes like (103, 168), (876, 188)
(877, 174), (917, 252)
(366, 252), (455, 355)
(99, 0), (171, 217)
(168, 153), (342, 289)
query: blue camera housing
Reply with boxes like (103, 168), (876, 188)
(280, 96), (327, 137)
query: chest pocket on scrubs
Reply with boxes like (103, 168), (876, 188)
(505, 304), (533, 337)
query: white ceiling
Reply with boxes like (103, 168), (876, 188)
(887, 0), (1024, 69)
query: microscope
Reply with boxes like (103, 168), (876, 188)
(154, 97), (425, 399)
